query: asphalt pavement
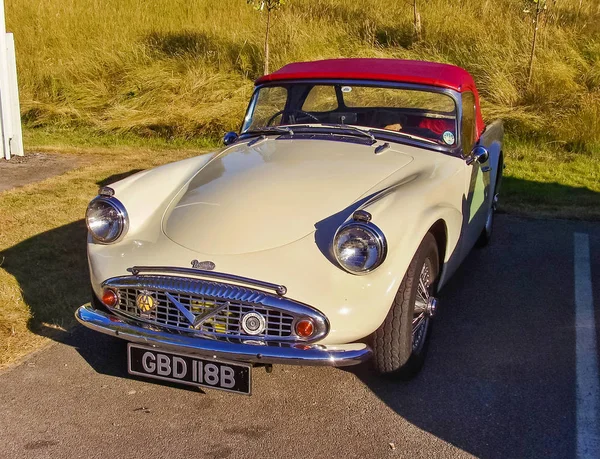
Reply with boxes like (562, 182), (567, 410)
(1, 215), (599, 459)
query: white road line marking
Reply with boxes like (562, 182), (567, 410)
(574, 233), (600, 458)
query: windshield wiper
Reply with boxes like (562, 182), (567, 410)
(368, 127), (438, 145)
(318, 124), (376, 143)
(244, 126), (295, 136)
(246, 124), (437, 146)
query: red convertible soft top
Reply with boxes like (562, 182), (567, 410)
(256, 58), (485, 137)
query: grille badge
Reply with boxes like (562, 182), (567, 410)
(136, 292), (156, 312)
(191, 260), (216, 271)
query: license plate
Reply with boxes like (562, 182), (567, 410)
(127, 344), (251, 395)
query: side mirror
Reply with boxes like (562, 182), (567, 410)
(465, 146), (489, 166)
(223, 131), (238, 146)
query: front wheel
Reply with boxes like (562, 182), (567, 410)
(372, 233), (440, 379)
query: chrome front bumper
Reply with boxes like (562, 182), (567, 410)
(75, 304), (372, 367)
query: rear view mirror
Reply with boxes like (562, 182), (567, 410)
(465, 146), (489, 165)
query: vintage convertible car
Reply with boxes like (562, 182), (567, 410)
(76, 59), (503, 394)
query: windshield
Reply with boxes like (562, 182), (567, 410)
(241, 83), (457, 147)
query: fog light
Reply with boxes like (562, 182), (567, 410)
(295, 319), (315, 338)
(101, 288), (118, 307)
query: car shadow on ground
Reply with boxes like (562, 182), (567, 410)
(350, 214), (582, 458)
(61, 327), (204, 393)
(0, 170), (144, 367)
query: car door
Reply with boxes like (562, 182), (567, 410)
(461, 91), (491, 256)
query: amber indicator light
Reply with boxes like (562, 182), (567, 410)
(101, 289), (118, 307)
(295, 319), (315, 338)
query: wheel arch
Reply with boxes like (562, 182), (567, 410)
(428, 219), (448, 272)
(496, 150), (504, 191)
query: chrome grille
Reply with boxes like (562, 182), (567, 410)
(102, 275), (327, 342)
(116, 288), (294, 337)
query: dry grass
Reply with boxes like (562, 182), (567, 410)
(0, 145), (210, 369)
(6, 0), (600, 150)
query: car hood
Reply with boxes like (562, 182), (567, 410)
(163, 138), (413, 255)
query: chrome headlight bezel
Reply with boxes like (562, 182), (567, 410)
(85, 195), (129, 244)
(333, 220), (387, 275)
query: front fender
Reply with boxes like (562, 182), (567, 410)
(365, 201), (462, 306)
(303, 153), (467, 338)
(355, 157), (464, 289)
(97, 153), (217, 242)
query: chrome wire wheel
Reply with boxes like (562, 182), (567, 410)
(412, 258), (433, 353)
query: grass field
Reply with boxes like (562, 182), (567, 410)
(7, 0), (600, 146)
(1, 0), (599, 368)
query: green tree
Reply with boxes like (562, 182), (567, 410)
(248, 0), (286, 75)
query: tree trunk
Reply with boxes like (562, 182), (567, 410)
(413, 0), (421, 41)
(263, 9), (271, 75)
(527, 2), (542, 88)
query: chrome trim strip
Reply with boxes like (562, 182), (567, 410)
(164, 291), (197, 325)
(127, 266), (287, 296)
(75, 304), (372, 367)
(102, 275), (328, 342)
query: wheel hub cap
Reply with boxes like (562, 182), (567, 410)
(426, 297), (438, 317)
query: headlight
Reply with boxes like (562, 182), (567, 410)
(85, 196), (128, 244)
(333, 222), (387, 274)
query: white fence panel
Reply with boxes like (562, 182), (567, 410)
(0, 1), (23, 160)
(6, 33), (23, 157)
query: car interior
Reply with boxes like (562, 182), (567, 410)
(272, 83), (457, 145)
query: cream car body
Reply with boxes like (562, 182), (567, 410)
(77, 59), (503, 388)
(90, 138), (481, 344)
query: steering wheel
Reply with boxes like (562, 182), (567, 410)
(266, 109), (320, 126)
